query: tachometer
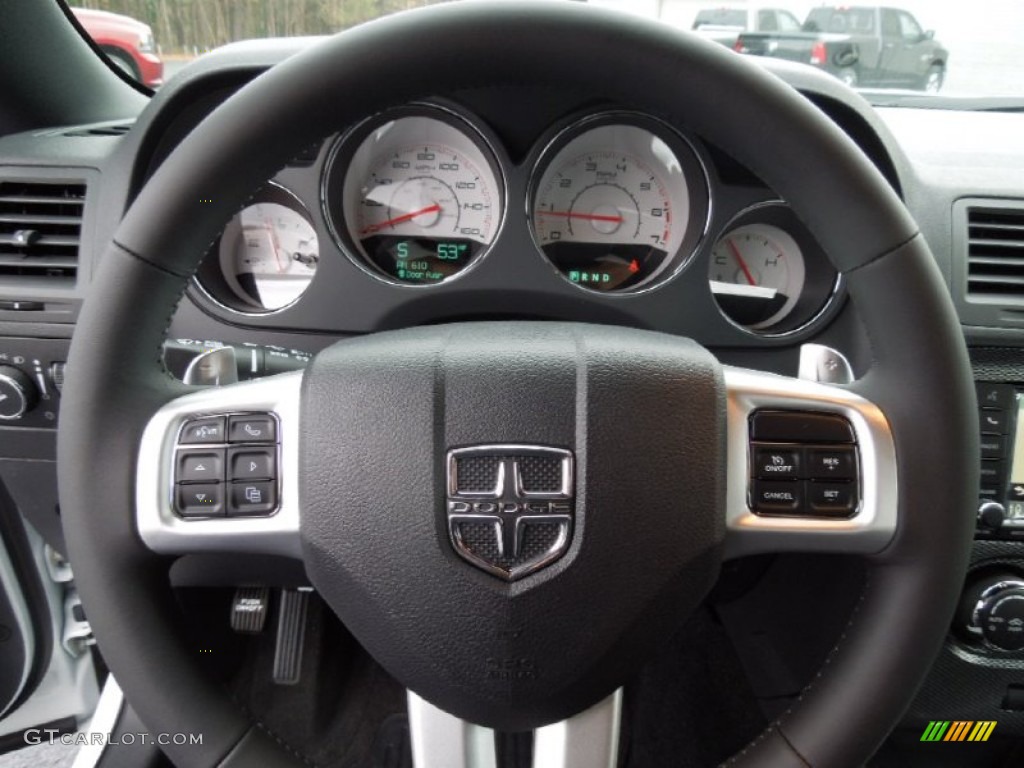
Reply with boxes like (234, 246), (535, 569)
(325, 108), (504, 286)
(529, 117), (709, 293)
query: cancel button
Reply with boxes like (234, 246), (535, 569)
(752, 480), (802, 515)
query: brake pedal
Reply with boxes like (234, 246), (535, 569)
(230, 586), (270, 634)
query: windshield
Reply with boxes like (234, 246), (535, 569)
(70, 0), (1022, 102)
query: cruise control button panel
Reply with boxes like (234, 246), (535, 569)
(748, 410), (860, 519)
(174, 413), (279, 519)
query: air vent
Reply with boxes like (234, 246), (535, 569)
(64, 123), (133, 138)
(0, 181), (85, 284)
(966, 206), (1024, 300)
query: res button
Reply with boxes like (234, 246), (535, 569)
(807, 448), (856, 481)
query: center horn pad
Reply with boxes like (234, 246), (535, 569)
(300, 322), (725, 730)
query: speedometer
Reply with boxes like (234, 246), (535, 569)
(529, 116), (709, 293)
(324, 108), (504, 286)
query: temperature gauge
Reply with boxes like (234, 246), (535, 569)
(709, 223), (805, 330)
(708, 203), (841, 335)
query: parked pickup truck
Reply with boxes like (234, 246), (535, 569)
(691, 6), (803, 48)
(734, 6), (948, 91)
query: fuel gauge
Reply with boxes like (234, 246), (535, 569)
(195, 183), (319, 314)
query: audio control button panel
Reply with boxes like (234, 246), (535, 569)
(173, 412), (280, 519)
(748, 410), (860, 519)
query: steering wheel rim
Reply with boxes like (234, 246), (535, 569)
(57, 3), (978, 766)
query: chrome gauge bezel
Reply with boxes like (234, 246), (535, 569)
(708, 201), (844, 338)
(526, 111), (711, 296)
(321, 103), (507, 289)
(193, 182), (319, 317)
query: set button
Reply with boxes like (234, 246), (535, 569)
(808, 483), (857, 516)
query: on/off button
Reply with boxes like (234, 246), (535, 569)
(754, 448), (800, 480)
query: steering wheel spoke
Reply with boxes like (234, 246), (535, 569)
(723, 366), (898, 559)
(408, 689), (622, 768)
(135, 371), (302, 558)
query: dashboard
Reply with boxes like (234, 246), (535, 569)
(2, 32), (1024, 756)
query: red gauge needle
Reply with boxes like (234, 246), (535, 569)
(726, 238), (757, 286)
(264, 221), (285, 273)
(538, 210), (624, 223)
(361, 203), (442, 236)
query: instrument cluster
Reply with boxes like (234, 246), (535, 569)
(193, 103), (841, 337)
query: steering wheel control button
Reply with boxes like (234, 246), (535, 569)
(749, 410), (854, 443)
(808, 448), (856, 481)
(229, 448), (276, 481)
(228, 415), (276, 443)
(177, 450), (225, 483)
(228, 481), (277, 516)
(754, 447), (800, 479)
(180, 416), (226, 444)
(752, 481), (802, 514)
(176, 484), (225, 518)
(808, 483), (857, 517)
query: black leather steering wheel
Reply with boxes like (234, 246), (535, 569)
(57, 3), (978, 766)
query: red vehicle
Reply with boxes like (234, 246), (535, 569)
(71, 7), (163, 88)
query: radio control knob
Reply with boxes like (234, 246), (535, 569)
(964, 576), (1024, 652)
(0, 365), (38, 420)
(978, 501), (1006, 530)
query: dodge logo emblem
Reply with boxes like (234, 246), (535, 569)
(446, 445), (574, 581)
